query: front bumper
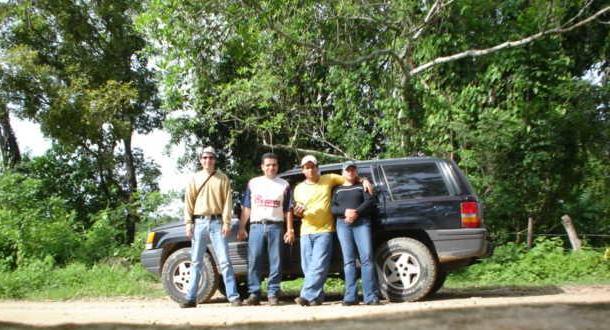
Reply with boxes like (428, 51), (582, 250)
(140, 248), (163, 276)
(426, 228), (490, 263)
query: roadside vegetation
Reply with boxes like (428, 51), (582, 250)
(446, 238), (610, 287)
(0, 1), (608, 301)
(1, 237), (608, 300)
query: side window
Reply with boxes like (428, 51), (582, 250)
(319, 168), (373, 182)
(382, 163), (449, 200)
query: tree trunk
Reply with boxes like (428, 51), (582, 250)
(0, 104), (22, 169)
(123, 131), (139, 244)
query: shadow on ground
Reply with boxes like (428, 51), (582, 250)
(1, 303), (608, 330)
(429, 285), (565, 300)
(206, 285), (564, 304)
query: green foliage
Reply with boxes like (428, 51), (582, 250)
(0, 172), (80, 267)
(0, 1), (608, 295)
(79, 208), (125, 262)
(0, 167), (174, 269)
(0, 257), (55, 299)
(1, 0), (163, 244)
(448, 238), (610, 286)
(0, 261), (161, 300)
(137, 0), (610, 243)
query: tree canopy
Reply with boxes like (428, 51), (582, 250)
(137, 0), (609, 237)
(0, 0), (608, 267)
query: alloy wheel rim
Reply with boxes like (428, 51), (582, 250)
(382, 252), (421, 290)
(172, 261), (192, 293)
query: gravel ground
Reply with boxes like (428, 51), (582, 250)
(0, 285), (609, 329)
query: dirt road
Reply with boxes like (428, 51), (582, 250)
(0, 285), (609, 329)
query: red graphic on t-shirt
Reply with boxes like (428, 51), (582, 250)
(254, 194), (281, 208)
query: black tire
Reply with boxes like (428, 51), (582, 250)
(429, 269), (447, 295)
(161, 247), (220, 304)
(375, 237), (438, 302)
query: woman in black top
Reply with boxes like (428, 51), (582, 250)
(331, 161), (380, 305)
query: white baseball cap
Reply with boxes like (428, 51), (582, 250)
(300, 155), (318, 167)
(200, 146), (217, 158)
(342, 160), (357, 171)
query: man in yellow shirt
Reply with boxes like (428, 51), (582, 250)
(292, 155), (371, 306)
(182, 146), (241, 308)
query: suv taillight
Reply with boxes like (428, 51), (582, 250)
(460, 202), (480, 228)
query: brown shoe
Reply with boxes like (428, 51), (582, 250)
(244, 294), (260, 306)
(268, 296), (279, 306)
(294, 296), (309, 306)
(179, 300), (196, 308)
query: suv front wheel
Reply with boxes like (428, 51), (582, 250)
(375, 237), (438, 302)
(161, 247), (220, 304)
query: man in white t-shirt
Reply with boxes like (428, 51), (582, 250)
(237, 153), (295, 305)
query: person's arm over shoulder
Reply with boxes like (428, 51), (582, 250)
(324, 173), (345, 187)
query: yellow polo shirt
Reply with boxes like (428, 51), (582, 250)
(293, 173), (344, 235)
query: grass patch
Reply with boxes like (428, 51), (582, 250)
(280, 277), (345, 295)
(0, 258), (164, 300)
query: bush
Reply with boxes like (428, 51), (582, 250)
(0, 260), (161, 300)
(447, 237), (610, 286)
(78, 207), (125, 263)
(0, 257), (55, 298)
(0, 173), (80, 268)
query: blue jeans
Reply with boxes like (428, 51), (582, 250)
(299, 232), (333, 302)
(247, 222), (283, 297)
(186, 218), (239, 302)
(336, 217), (378, 303)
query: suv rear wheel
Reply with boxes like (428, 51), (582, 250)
(375, 237), (438, 302)
(429, 269), (448, 295)
(161, 247), (220, 304)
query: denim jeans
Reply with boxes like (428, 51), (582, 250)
(247, 222), (283, 297)
(336, 217), (378, 303)
(299, 232), (333, 302)
(186, 217), (239, 302)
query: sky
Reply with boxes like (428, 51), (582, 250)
(11, 117), (190, 194)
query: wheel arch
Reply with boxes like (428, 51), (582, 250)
(374, 229), (439, 261)
(159, 241), (190, 275)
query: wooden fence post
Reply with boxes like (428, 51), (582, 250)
(527, 217), (534, 249)
(561, 214), (582, 251)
